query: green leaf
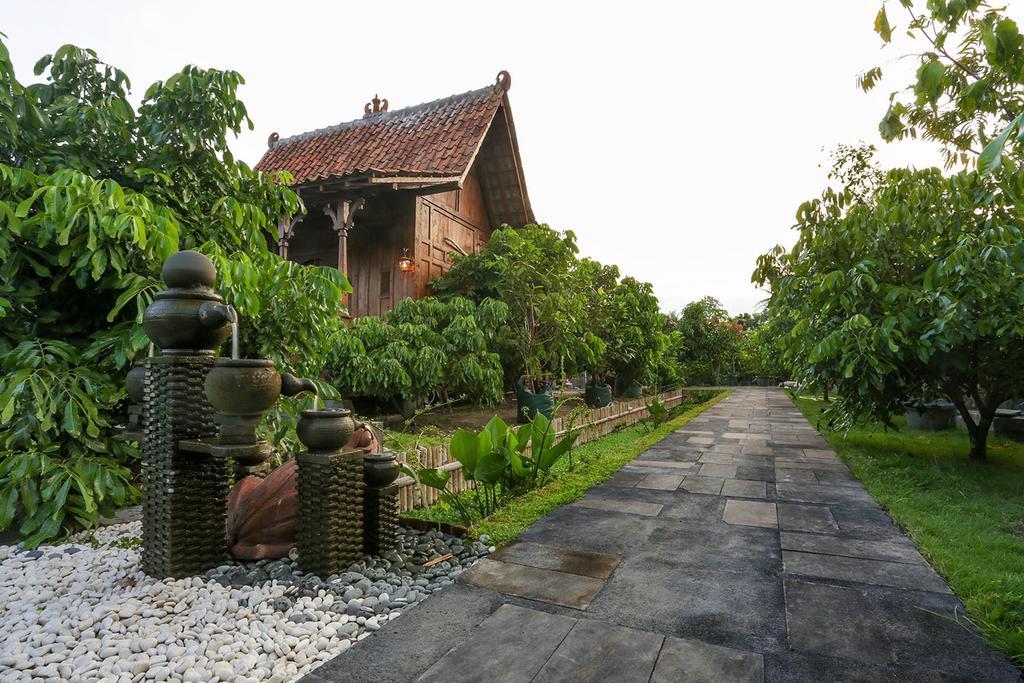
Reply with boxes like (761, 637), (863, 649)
(449, 429), (479, 477)
(874, 6), (892, 42)
(914, 60), (945, 105)
(415, 467), (450, 491)
(979, 114), (1022, 174)
(474, 447), (507, 485)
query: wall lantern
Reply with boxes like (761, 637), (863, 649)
(398, 249), (415, 274)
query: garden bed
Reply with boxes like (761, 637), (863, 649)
(794, 397), (1024, 667)
(403, 390), (727, 545)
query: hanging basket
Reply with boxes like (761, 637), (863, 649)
(516, 376), (554, 424)
(584, 383), (613, 408)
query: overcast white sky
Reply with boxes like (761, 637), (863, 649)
(3, 1), (958, 315)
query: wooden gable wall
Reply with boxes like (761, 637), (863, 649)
(412, 165), (492, 299)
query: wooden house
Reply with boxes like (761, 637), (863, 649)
(254, 71), (534, 318)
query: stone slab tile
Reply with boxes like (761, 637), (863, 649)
(417, 603), (576, 682)
(783, 579), (1017, 677)
(628, 459), (698, 471)
(461, 558), (607, 609)
(680, 476), (725, 495)
(775, 467), (819, 484)
(740, 445), (773, 456)
(721, 478), (768, 499)
(783, 550), (950, 594)
(723, 500), (778, 528)
(780, 532), (924, 565)
(603, 471), (644, 488)
(772, 459), (850, 472)
(709, 444), (741, 454)
(688, 436), (715, 444)
(572, 496), (664, 518)
(813, 470), (863, 488)
(589, 553), (787, 654)
(660, 493), (727, 522)
(699, 463), (738, 479)
(490, 540), (622, 580)
(651, 635), (764, 683)
(777, 504), (838, 534)
(699, 452), (738, 465)
(775, 482), (874, 505)
(735, 465), (774, 482)
(636, 473), (685, 491)
(534, 618), (664, 683)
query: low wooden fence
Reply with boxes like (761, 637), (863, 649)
(394, 388), (693, 512)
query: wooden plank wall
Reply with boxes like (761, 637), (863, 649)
(413, 167), (492, 299)
(394, 388), (693, 513)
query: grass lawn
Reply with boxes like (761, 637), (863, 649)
(794, 396), (1024, 667)
(402, 390), (727, 546)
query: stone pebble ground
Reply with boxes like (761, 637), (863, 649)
(0, 521), (492, 682)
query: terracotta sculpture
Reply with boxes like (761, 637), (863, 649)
(226, 424), (381, 560)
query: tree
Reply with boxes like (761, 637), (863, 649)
(862, 1), (1024, 171)
(754, 164), (1024, 460)
(0, 40), (348, 545)
(432, 225), (598, 390)
(667, 297), (742, 385)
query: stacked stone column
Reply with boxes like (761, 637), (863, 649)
(140, 353), (228, 578)
(363, 484), (399, 556)
(296, 450), (365, 576)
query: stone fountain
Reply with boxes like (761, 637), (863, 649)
(132, 250), (400, 579)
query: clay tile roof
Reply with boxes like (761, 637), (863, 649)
(255, 85), (504, 184)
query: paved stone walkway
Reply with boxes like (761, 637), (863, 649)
(306, 388), (1019, 682)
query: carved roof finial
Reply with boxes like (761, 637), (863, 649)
(364, 94), (389, 118)
(267, 132), (279, 148)
(495, 70), (512, 93)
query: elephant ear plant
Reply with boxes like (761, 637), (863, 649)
(406, 413), (580, 528)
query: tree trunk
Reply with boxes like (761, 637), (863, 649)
(968, 409), (996, 461)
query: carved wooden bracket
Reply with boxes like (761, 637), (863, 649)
(323, 198), (366, 236)
(277, 214), (305, 258)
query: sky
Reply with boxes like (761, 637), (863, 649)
(2, 1), (955, 315)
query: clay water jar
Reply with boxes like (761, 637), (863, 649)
(296, 409), (356, 452)
(204, 358), (282, 417)
(363, 451), (400, 488)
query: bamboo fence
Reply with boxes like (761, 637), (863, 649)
(394, 388), (692, 513)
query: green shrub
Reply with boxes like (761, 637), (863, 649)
(326, 297), (507, 414)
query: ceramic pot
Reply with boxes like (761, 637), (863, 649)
(363, 451), (400, 487)
(126, 362), (146, 404)
(296, 409), (356, 452)
(142, 250), (233, 352)
(204, 358), (281, 416)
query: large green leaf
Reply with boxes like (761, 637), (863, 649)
(474, 447), (508, 485)
(415, 467), (451, 491)
(449, 429), (479, 477)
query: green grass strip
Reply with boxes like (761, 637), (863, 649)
(403, 390), (730, 546)
(793, 396), (1024, 668)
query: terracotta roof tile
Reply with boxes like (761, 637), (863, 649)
(255, 85), (504, 184)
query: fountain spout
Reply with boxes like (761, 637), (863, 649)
(281, 373), (318, 397)
(198, 302), (238, 329)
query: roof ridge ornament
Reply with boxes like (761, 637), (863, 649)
(494, 70), (511, 93)
(364, 94), (389, 118)
(267, 132), (279, 148)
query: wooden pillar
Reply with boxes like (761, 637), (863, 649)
(324, 199), (365, 279)
(324, 199), (365, 313)
(276, 214), (305, 260)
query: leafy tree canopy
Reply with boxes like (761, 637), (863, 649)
(754, 156), (1024, 460)
(0, 38), (348, 545)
